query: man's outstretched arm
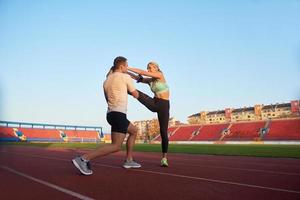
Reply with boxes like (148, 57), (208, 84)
(128, 90), (139, 99)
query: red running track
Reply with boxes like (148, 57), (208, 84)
(0, 145), (300, 200)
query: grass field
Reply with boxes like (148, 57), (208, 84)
(1, 142), (300, 158)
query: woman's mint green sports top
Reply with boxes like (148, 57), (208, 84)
(149, 80), (169, 94)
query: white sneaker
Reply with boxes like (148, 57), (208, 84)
(123, 160), (141, 169)
(72, 157), (93, 175)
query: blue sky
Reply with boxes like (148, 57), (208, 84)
(0, 0), (299, 132)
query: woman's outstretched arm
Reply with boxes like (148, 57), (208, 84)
(127, 71), (139, 80)
(127, 70), (153, 84)
(128, 67), (162, 79)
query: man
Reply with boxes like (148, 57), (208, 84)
(72, 56), (141, 175)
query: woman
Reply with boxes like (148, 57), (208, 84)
(128, 61), (170, 167)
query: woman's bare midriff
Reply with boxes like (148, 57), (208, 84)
(155, 91), (169, 100)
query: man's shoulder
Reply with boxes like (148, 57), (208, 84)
(104, 72), (131, 83)
(114, 72), (131, 81)
(117, 72), (130, 77)
(123, 73), (131, 79)
(109, 72), (129, 77)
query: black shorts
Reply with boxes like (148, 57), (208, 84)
(106, 111), (130, 134)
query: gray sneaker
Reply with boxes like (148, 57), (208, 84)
(123, 160), (142, 169)
(72, 157), (93, 175)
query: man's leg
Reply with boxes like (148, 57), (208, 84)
(82, 133), (126, 160)
(123, 123), (141, 169)
(125, 123), (138, 161)
(72, 133), (126, 175)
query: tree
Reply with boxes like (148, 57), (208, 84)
(188, 117), (199, 124)
(148, 119), (160, 140)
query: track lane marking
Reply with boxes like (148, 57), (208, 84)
(2, 150), (299, 176)
(1, 151), (300, 195)
(0, 165), (95, 200)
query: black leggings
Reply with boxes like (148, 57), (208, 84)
(137, 90), (170, 153)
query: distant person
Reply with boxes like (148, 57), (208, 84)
(127, 62), (170, 167)
(72, 56), (141, 175)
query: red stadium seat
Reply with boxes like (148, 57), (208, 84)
(222, 122), (265, 141)
(264, 119), (300, 140)
(191, 124), (228, 141)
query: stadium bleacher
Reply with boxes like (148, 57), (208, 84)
(0, 127), (19, 141)
(154, 119), (300, 142)
(0, 121), (103, 142)
(191, 123), (229, 141)
(1, 119), (300, 143)
(169, 125), (200, 141)
(222, 121), (266, 141)
(264, 119), (300, 140)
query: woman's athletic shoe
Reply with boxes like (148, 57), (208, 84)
(161, 158), (168, 167)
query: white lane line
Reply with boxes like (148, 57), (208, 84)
(132, 168), (300, 194)
(107, 156), (300, 176)
(1, 150), (299, 176)
(145, 161), (300, 176)
(0, 165), (95, 200)
(2, 152), (300, 195)
(93, 156), (300, 176)
(90, 162), (300, 195)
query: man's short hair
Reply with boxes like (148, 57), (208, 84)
(113, 56), (127, 69)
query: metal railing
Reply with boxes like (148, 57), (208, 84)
(0, 120), (102, 132)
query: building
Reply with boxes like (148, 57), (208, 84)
(133, 117), (180, 141)
(188, 100), (300, 125)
